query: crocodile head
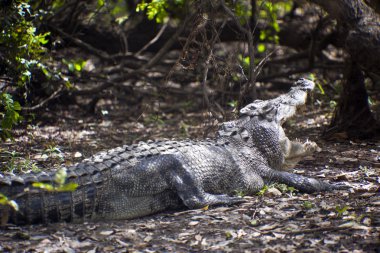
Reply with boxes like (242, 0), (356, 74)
(239, 78), (315, 124)
(218, 78), (317, 169)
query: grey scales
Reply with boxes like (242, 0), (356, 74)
(0, 79), (346, 225)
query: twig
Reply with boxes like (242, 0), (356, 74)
(22, 86), (64, 111)
(256, 62), (344, 83)
(267, 51), (309, 64)
(72, 70), (144, 96)
(72, 82), (113, 96)
(202, 49), (213, 112)
(67, 1), (82, 30)
(135, 22), (168, 56)
(0, 76), (12, 91)
(256, 67), (311, 82)
(50, 25), (150, 70)
(283, 226), (351, 235)
(220, 0), (257, 99)
(142, 14), (193, 70)
(253, 49), (277, 80)
(50, 26), (114, 61)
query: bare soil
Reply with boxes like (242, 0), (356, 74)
(0, 96), (379, 253)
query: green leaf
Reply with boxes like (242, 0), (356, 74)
(274, 34), (280, 44)
(32, 182), (55, 191)
(329, 100), (337, 109)
(136, 0), (169, 23)
(259, 31), (266, 41)
(37, 32), (50, 45)
(74, 63), (82, 71)
(62, 59), (86, 72)
(243, 56), (250, 66)
(97, 0), (105, 8)
(250, 219), (259, 226)
(64, 80), (73, 89)
(26, 26), (36, 35)
(74, 59), (86, 72)
(21, 70), (31, 82)
(303, 201), (314, 209)
(316, 82), (325, 95)
(308, 73), (316, 81)
(257, 44), (266, 53)
(272, 21), (280, 32)
(56, 182), (78, 192)
(368, 97), (373, 106)
(228, 100), (238, 109)
(52, 0), (65, 10)
(41, 66), (51, 79)
(0, 193), (19, 211)
(136, 2), (148, 12)
(335, 205), (349, 217)
(32, 181), (78, 193)
(13, 101), (21, 111)
(257, 185), (269, 196)
(68, 63), (74, 72)
(116, 15), (129, 24)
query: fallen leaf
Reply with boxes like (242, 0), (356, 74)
(202, 205), (209, 211)
(68, 240), (92, 249)
(99, 230), (114, 236)
(251, 232), (261, 237)
(188, 221), (199, 226)
(144, 235), (153, 242)
(339, 222), (371, 231)
(121, 229), (139, 241)
(74, 152), (82, 158)
(266, 188), (282, 197)
(103, 246), (115, 251)
(260, 223), (279, 231)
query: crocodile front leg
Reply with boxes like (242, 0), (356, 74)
(269, 170), (347, 193)
(254, 163), (347, 193)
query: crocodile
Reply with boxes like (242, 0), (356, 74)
(0, 78), (345, 225)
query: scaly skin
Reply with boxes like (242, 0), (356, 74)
(0, 79), (347, 225)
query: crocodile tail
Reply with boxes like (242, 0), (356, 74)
(0, 162), (107, 225)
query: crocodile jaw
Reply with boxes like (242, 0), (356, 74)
(239, 78), (315, 125)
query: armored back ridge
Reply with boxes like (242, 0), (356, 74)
(0, 79), (346, 225)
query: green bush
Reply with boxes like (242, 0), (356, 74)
(0, 1), (50, 138)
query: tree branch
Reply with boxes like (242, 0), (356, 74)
(220, 0), (257, 99)
(22, 85), (64, 111)
(135, 23), (168, 56)
(141, 14), (193, 70)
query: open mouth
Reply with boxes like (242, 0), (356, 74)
(219, 79), (318, 170)
(238, 79), (317, 170)
(239, 78), (315, 125)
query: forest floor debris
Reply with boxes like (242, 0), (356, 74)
(0, 100), (379, 252)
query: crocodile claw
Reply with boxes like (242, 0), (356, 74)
(329, 182), (350, 191)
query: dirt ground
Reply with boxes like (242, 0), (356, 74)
(0, 95), (379, 253)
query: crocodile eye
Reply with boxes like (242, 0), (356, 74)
(240, 129), (250, 140)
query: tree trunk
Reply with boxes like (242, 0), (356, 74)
(326, 63), (378, 138)
(309, 0), (380, 138)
